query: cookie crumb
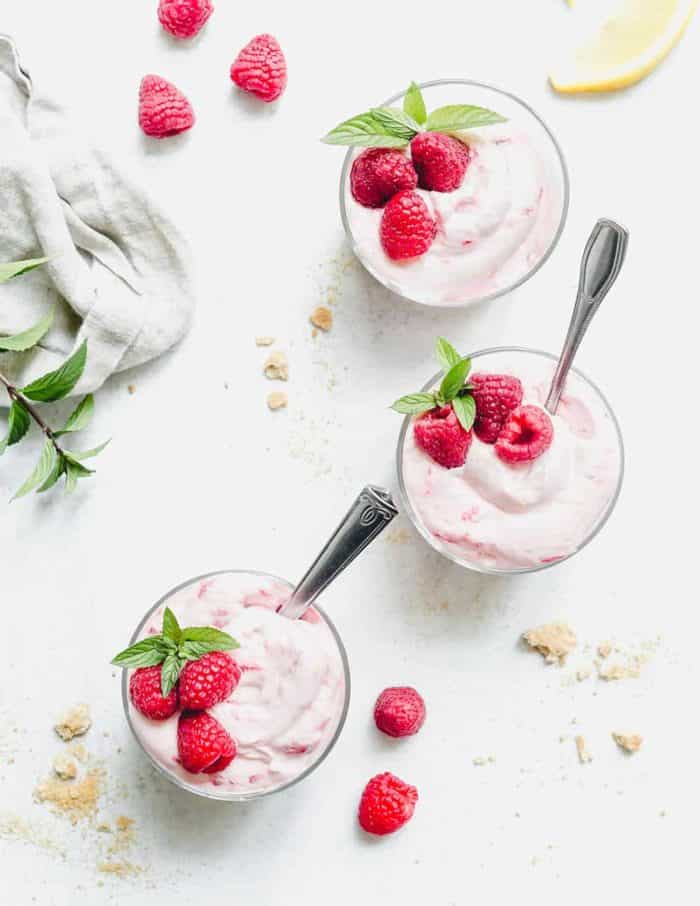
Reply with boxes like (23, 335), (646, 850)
(267, 391), (288, 411)
(264, 350), (289, 381)
(575, 735), (592, 764)
(598, 660), (641, 681)
(52, 752), (77, 780)
(34, 769), (102, 823)
(68, 742), (88, 763)
(310, 306), (333, 332)
(472, 755), (496, 766)
(523, 623), (577, 664)
(612, 732), (643, 753)
(576, 668), (591, 682)
(255, 336), (275, 346)
(97, 860), (141, 878)
(597, 641), (613, 658)
(54, 704), (91, 741)
(127, 384), (136, 395)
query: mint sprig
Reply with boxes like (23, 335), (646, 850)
(322, 82), (506, 148)
(0, 257), (109, 499)
(391, 337), (476, 432)
(111, 607), (240, 697)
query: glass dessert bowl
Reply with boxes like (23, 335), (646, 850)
(121, 569), (350, 802)
(396, 347), (624, 574)
(339, 79), (569, 308)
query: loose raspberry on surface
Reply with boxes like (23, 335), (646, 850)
(374, 687), (426, 738)
(380, 190), (437, 261)
(495, 405), (554, 464)
(414, 404), (472, 469)
(350, 149), (418, 208)
(410, 132), (470, 193)
(138, 75), (194, 138)
(158, 0), (213, 39)
(179, 651), (241, 710)
(471, 373), (524, 444)
(358, 772), (418, 836)
(177, 711), (237, 774)
(129, 666), (179, 720)
(230, 34), (287, 103)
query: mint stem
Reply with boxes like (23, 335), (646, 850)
(0, 371), (64, 456)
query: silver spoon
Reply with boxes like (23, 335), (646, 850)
(545, 219), (629, 414)
(278, 485), (398, 620)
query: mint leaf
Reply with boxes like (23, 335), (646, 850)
(369, 107), (420, 141)
(69, 439), (110, 461)
(425, 105), (507, 133)
(22, 340), (87, 402)
(64, 457), (93, 493)
(439, 358), (471, 403)
(111, 636), (169, 669)
(180, 626), (239, 650)
(179, 640), (222, 661)
(403, 82), (427, 125)
(0, 257), (50, 284)
(162, 607), (182, 643)
(37, 453), (66, 493)
(452, 393), (476, 432)
(12, 439), (56, 499)
(391, 393), (437, 416)
(321, 112), (408, 148)
(435, 337), (462, 372)
(54, 394), (94, 436)
(160, 653), (184, 696)
(0, 307), (54, 352)
(0, 401), (31, 454)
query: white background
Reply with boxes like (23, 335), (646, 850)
(1, 1), (699, 903)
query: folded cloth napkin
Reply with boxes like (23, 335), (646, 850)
(0, 35), (194, 396)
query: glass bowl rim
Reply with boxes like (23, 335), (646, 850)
(395, 345), (625, 576)
(339, 77), (571, 310)
(121, 568), (351, 803)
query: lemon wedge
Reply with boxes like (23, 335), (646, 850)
(550, 0), (698, 93)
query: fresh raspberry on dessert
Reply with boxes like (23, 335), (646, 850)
(230, 34), (287, 102)
(470, 373), (524, 443)
(380, 190), (437, 260)
(179, 651), (241, 710)
(410, 132), (470, 192)
(138, 75), (194, 138)
(358, 772), (418, 836)
(158, 0), (213, 39)
(350, 149), (418, 208)
(495, 405), (554, 464)
(374, 687), (426, 738)
(414, 404), (472, 468)
(129, 665), (179, 720)
(177, 711), (237, 774)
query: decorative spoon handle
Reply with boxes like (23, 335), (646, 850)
(278, 485), (398, 620)
(545, 219), (629, 414)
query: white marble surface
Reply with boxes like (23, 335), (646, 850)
(1, 1), (698, 902)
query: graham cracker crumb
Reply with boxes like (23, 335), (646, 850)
(267, 391), (288, 411)
(263, 350), (289, 381)
(523, 623), (577, 664)
(127, 384), (136, 395)
(97, 821), (112, 833)
(472, 755), (496, 766)
(68, 742), (88, 763)
(54, 704), (91, 741)
(576, 668), (592, 682)
(575, 735), (592, 764)
(34, 769), (102, 824)
(386, 528), (411, 545)
(598, 659), (641, 681)
(97, 860), (142, 878)
(255, 336), (275, 346)
(612, 732), (643, 753)
(0, 813), (65, 855)
(52, 751), (78, 780)
(597, 641), (613, 658)
(310, 306), (333, 332)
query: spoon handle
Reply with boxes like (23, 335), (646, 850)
(278, 485), (398, 620)
(545, 219), (629, 414)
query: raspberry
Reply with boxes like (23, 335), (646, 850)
(413, 404), (472, 468)
(138, 75), (194, 138)
(495, 405), (554, 464)
(380, 190), (437, 261)
(178, 651), (241, 710)
(350, 149), (418, 209)
(177, 711), (237, 774)
(374, 687), (426, 738)
(358, 772), (418, 836)
(158, 0), (212, 39)
(410, 132), (471, 192)
(471, 373), (524, 444)
(230, 34), (287, 103)
(129, 665), (179, 721)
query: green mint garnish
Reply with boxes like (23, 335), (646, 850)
(322, 83), (506, 148)
(391, 336), (476, 433)
(111, 607), (240, 697)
